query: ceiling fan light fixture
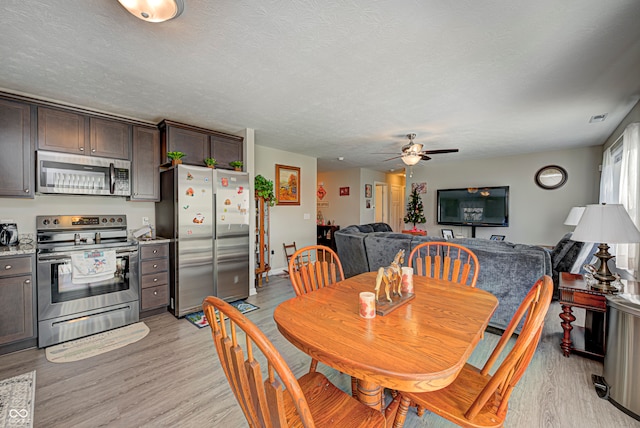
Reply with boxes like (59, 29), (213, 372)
(117, 0), (184, 23)
(401, 153), (421, 166)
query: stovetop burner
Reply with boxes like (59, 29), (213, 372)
(36, 215), (131, 253)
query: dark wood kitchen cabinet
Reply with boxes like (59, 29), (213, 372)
(159, 119), (243, 169)
(0, 254), (37, 355)
(130, 125), (161, 201)
(0, 98), (34, 198)
(37, 106), (131, 159)
(139, 242), (170, 317)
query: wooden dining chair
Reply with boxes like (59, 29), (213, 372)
(203, 296), (386, 427)
(282, 241), (298, 275)
(288, 245), (345, 296)
(408, 242), (479, 286)
(392, 275), (554, 428)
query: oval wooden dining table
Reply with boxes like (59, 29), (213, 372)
(273, 271), (499, 413)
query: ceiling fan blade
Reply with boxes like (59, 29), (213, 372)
(421, 148), (459, 155)
(383, 155), (402, 161)
(420, 154), (432, 161)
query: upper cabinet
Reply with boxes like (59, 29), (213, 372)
(0, 98), (34, 198)
(159, 120), (243, 170)
(37, 107), (131, 160)
(131, 125), (161, 201)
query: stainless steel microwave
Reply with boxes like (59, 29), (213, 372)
(37, 150), (131, 196)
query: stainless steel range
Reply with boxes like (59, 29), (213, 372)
(36, 214), (139, 348)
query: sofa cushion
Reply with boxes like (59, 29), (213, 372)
(365, 232), (413, 272)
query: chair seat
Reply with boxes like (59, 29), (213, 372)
(286, 372), (386, 427)
(403, 364), (503, 428)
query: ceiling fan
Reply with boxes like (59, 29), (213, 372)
(382, 133), (459, 166)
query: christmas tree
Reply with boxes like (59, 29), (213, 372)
(403, 187), (426, 230)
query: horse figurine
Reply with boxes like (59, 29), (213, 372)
(375, 249), (405, 302)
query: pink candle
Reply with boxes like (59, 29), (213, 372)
(359, 292), (376, 318)
(401, 267), (414, 294)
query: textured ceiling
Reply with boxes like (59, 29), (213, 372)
(1, 1), (640, 172)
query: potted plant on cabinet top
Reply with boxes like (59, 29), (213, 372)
(229, 160), (243, 171)
(167, 151), (185, 165)
(255, 175), (275, 206)
(204, 157), (217, 168)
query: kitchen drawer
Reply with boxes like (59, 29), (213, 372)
(141, 271), (169, 289)
(141, 284), (169, 310)
(0, 256), (32, 277)
(141, 259), (168, 275)
(140, 244), (168, 260)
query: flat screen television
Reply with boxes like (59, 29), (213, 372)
(437, 186), (509, 227)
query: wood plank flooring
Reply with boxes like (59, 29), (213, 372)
(1, 275), (639, 427)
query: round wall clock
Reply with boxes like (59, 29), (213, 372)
(535, 165), (567, 190)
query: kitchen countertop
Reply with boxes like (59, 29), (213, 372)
(0, 243), (36, 256)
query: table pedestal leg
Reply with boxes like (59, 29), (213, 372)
(560, 304), (576, 357)
(356, 379), (383, 411)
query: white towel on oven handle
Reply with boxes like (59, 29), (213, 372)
(71, 249), (117, 284)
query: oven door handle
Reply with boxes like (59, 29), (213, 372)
(38, 248), (138, 261)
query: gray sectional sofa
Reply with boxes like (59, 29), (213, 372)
(334, 223), (552, 332)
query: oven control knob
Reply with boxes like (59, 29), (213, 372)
(117, 218), (123, 223)
(102, 218), (108, 223)
(53, 219), (59, 225)
(109, 218), (115, 223)
(43, 219), (50, 225)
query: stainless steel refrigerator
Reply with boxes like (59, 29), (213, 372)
(156, 164), (250, 317)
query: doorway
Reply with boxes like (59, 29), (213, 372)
(374, 182), (388, 224)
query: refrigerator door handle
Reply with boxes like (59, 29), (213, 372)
(212, 193), (217, 239)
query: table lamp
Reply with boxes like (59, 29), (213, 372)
(564, 206), (585, 227)
(571, 203), (640, 292)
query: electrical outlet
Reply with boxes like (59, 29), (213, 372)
(142, 216), (149, 225)
(271, 250), (274, 255)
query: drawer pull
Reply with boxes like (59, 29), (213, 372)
(4, 265), (11, 270)
(153, 291), (158, 296)
(153, 264), (158, 268)
(153, 249), (158, 254)
(153, 278), (158, 282)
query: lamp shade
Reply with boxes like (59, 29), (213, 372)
(118, 0), (184, 23)
(564, 206), (585, 226)
(571, 203), (640, 244)
(401, 153), (421, 166)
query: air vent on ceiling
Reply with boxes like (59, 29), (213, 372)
(589, 114), (608, 123)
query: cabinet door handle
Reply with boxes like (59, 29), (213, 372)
(25, 188), (29, 193)
(153, 250), (158, 254)
(153, 278), (158, 282)
(91, 148), (96, 153)
(24, 279), (31, 284)
(4, 265), (11, 270)
(153, 264), (158, 268)
(79, 147), (84, 151)
(153, 291), (158, 296)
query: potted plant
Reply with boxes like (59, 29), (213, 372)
(229, 160), (243, 171)
(167, 151), (185, 165)
(255, 175), (275, 206)
(204, 157), (217, 168)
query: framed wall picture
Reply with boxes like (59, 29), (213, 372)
(340, 187), (350, 196)
(441, 229), (454, 240)
(365, 184), (372, 198)
(276, 164), (300, 205)
(411, 182), (427, 194)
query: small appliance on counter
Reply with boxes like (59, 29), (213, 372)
(0, 222), (19, 246)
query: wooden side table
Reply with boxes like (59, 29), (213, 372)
(401, 230), (427, 236)
(558, 272), (607, 359)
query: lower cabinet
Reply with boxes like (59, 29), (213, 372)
(139, 242), (170, 316)
(0, 254), (36, 354)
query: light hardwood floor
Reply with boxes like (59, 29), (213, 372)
(1, 275), (639, 427)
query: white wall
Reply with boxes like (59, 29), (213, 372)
(255, 145), (317, 273)
(317, 168), (361, 227)
(360, 169), (387, 224)
(406, 145), (602, 245)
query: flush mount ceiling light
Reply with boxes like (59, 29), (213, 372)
(117, 0), (184, 23)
